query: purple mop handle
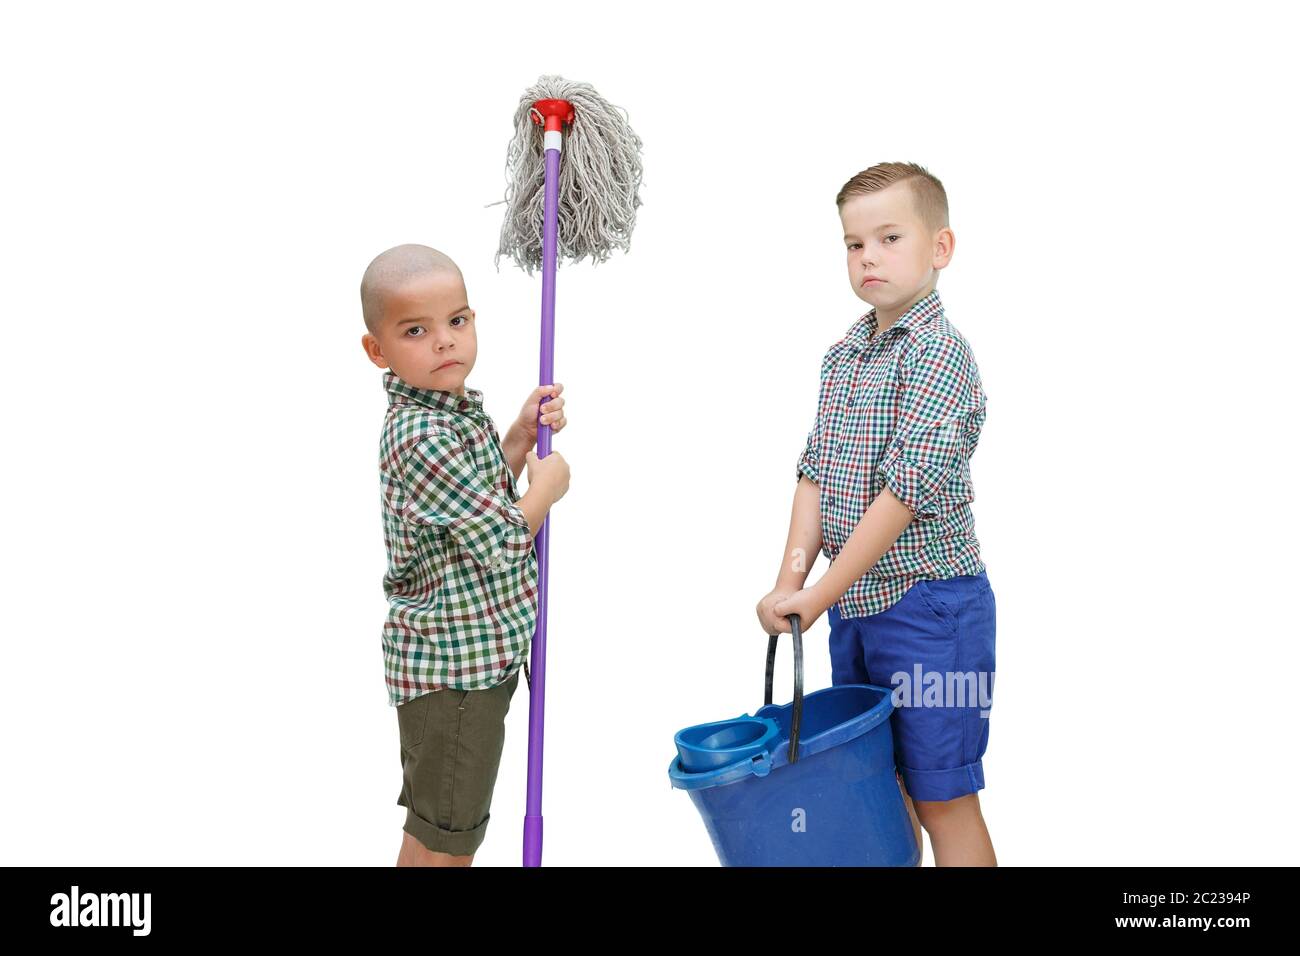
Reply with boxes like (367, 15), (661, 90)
(522, 138), (560, 868)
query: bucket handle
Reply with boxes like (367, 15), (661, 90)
(764, 614), (803, 763)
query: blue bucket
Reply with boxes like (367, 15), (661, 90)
(669, 614), (920, 867)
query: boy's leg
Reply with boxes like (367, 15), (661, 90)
(861, 573), (997, 866)
(397, 830), (473, 867)
(393, 669), (520, 865)
(832, 604), (925, 866)
(909, 789), (996, 867)
(898, 772), (924, 865)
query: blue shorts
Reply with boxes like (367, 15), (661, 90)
(828, 571), (996, 803)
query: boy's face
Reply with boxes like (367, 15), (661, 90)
(361, 271), (477, 395)
(840, 182), (953, 312)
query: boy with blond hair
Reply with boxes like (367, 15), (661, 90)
(756, 163), (998, 866)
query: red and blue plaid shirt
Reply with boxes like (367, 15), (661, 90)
(798, 288), (987, 618)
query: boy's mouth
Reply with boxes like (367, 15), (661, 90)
(434, 360), (462, 371)
(861, 276), (885, 287)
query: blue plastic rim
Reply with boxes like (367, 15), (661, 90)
(669, 684), (896, 790)
(674, 715), (779, 773)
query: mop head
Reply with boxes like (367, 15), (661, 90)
(492, 75), (644, 276)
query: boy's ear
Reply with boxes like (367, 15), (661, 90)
(932, 227), (955, 269)
(361, 333), (389, 369)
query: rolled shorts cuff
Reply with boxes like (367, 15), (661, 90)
(898, 758), (985, 802)
(400, 803), (492, 857)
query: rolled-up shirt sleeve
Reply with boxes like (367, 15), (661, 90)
(880, 335), (985, 520)
(797, 425), (821, 484)
(798, 346), (837, 484)
(400, 429), (533, 572)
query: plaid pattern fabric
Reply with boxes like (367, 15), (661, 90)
(798, 289), (987, 618)
(378, 370), (538, 706)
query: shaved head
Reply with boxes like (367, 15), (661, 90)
(360, 244), (464, 334)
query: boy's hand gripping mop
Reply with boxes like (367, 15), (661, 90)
(493, 75), (643, 867)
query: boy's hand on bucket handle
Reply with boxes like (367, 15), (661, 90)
(756, 588), (796, 635)
(773, 587), (829, 634)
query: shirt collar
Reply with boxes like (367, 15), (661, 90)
(846, 288), (943, 348)
(383, 370), (484, 415)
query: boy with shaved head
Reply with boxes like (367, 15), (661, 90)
(361, 243), (570, 867)
(756, 163), (999, 866)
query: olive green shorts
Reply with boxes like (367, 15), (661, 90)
(395, 669), (521, 857)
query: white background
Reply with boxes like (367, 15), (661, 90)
(2, 0), (1297, 866)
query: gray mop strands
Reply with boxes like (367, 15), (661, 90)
(490, 75), (644, 275)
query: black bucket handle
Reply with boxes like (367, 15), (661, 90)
(765, 614), (803, 764)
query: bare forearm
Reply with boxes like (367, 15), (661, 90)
(502, 425), (531, 481)
(514, 482), (557, 539)
(775, 476), (824, 590)
(807, 486), (914, 606)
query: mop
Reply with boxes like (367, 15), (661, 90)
(490, 75), (643, 866)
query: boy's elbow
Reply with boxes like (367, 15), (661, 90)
(475, 507), (535, 572)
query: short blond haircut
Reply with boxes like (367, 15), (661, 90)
(835, 162), (949, 235)
(360, 243), (463, 334)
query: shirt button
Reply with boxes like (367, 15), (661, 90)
(847, 398), (855, 408)
(458, 400), (469, 411)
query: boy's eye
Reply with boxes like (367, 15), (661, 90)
(847, 236), (901, 251)
(405, 325), (425, 337)
(450, 315), (466, 327)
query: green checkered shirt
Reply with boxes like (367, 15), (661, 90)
(378, 370), (538, 706)
(798, 289), (987, 618)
